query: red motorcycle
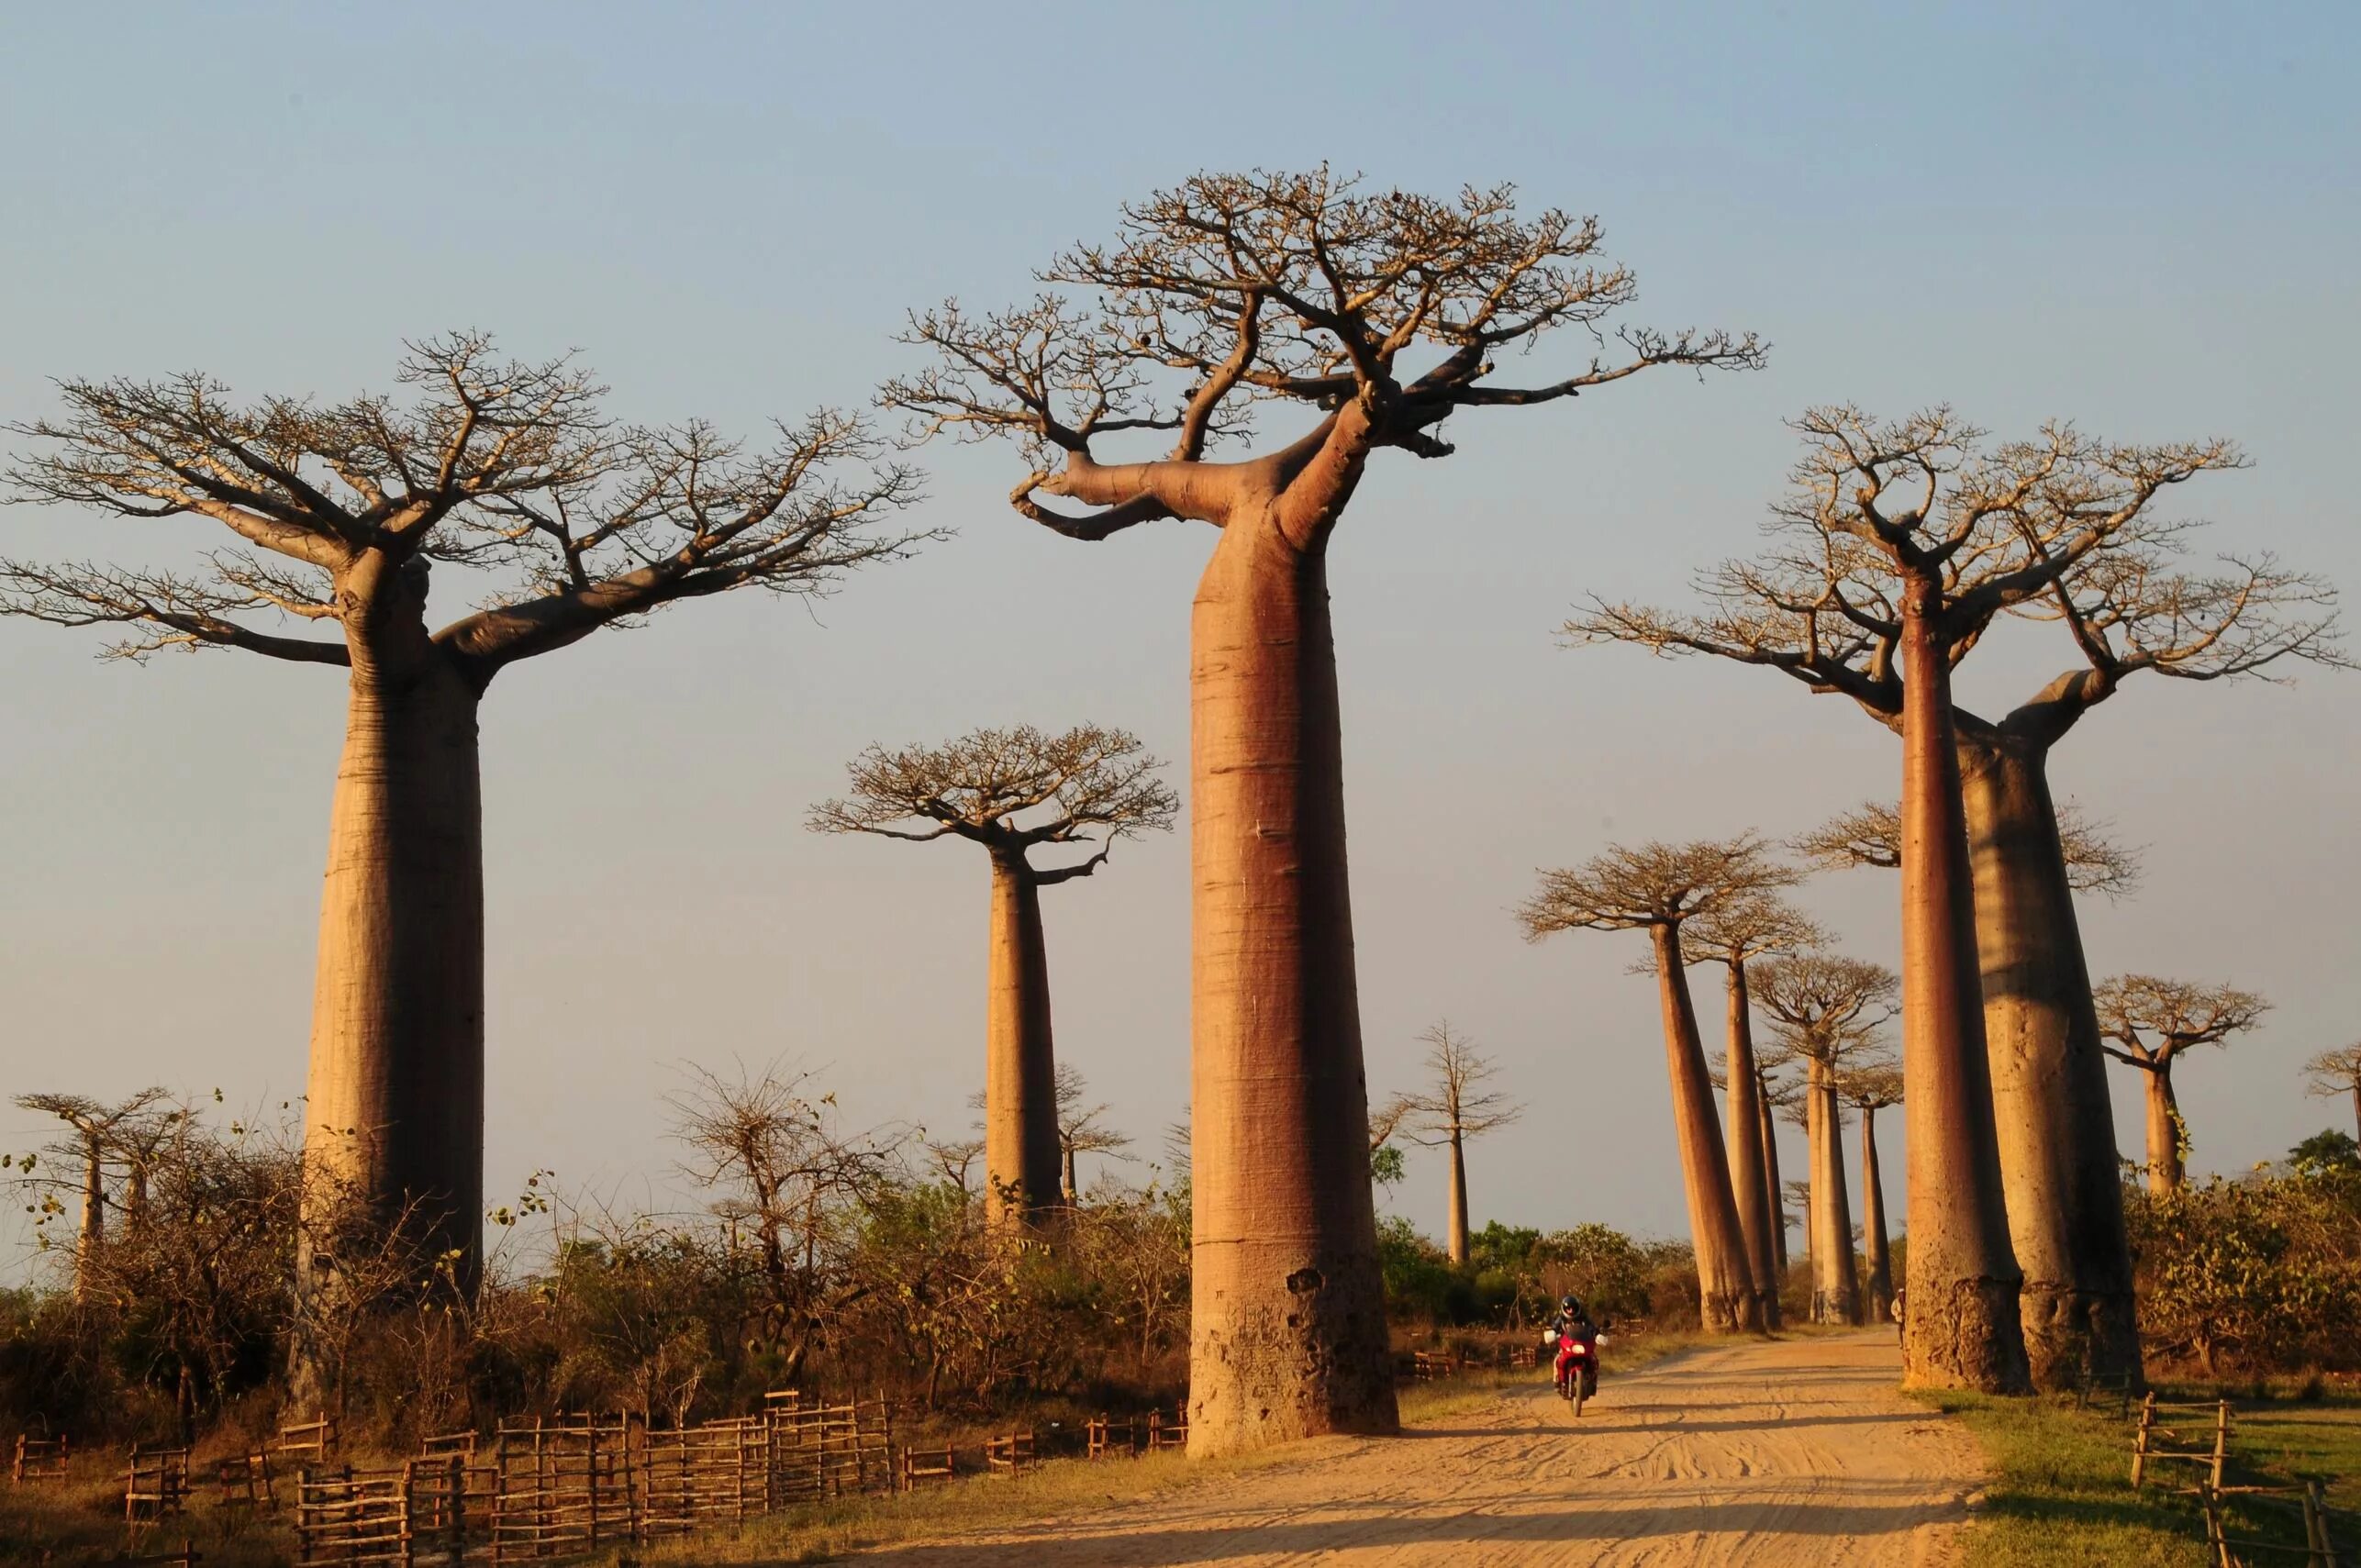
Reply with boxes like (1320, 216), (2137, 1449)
(1543, 1321), (1605, 1415)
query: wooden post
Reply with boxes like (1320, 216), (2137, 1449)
(2131, 1393), (2155, 1488)
(2209, 1400), (2230, 1492)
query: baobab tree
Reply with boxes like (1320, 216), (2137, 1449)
(2095, 976), (2270, 1194)
(1397, 1023), (1523, 1266)
(11, 1088), (170, 1298)
(1520, 834), (1796, 1330)
(1754, 952), (1895, 1325)
(2306, 1044), (2361, 1142)
(1840, 1060), (1905, 1324)
(887, 169), (1761, 1454)
(811, 725), (1176, 1222)
(1684, 895), (1822, 1327)
(1053, 1064), (1135, 1203)
(1571, 409), (2303, 1388)
(2, 336), (926, 1302)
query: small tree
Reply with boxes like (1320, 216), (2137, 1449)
(1052, 1064), (1135, 1204)
(2096, 976), (2270, 1194)
(1839, 1061), (1905, 1324)
(1753, 953), (1895, 1325)
(1519, 834), (1796, 1330)
(3, 337), (928, 1305)
(2304, 1044), (2361, 1143)
(890, 169), (1761, 1455)
(810, 725), (1175, 1222)
(1682, 895), (1821, 1328)
(1396, 1023), (1523, 1266)
(11, 1088), (169, 1299)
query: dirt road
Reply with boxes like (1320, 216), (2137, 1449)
(852, 1329), (1985, 1566)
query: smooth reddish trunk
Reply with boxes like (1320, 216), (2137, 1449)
(1186, 516), (1395, 1457)
(1959, 729), (2140, 1387)
(1861, 1106), (1894, 1325)
(1649, 926), (1762, 1332)
(1760, 1084), (1788, 1280)
(986, 855), (1064, 1223)
(1897, 588), (2030, 1391)
(300, 651), (485, 1293)
(1806, 1057), (1860, 1325)
(1445, 1129), (1470, 1267)
(2144, 1070), (2185, 1194)
(1721, 964), (1779, 1327)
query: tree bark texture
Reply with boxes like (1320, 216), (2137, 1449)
(1186, 517), (1397, 1457)
(1721, 964), (1779, 1327)
(1446, 1129), (1470, 1267)
(1760, 1087), (1789, 1280)
(300, 648), (486, 1295)
(1649, 926), (1763, 1332)
(1958, 729), (2141, 1387)
(1896, 588), (2031, 1391)
(2144, 1070), (2186, 1194)
(75, 1133), (103, 1303)
(1860, 1106), (1894, 1325)
(1806, 1057), (1861, 1325)
(986, 854), (1064, 1223)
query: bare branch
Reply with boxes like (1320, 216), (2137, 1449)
(2093, 974), (2269, 1068)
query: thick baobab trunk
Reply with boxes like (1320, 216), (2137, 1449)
(1186, 516), (1396, 1457)
(2143, 1070), (2186, 1194)
(74, 1132), (103, 1302)
(985, 853), (1063, 1222)
(1861, 1106), (1894, 1325)
(1721, 964), (1779, 1327)
(1897, 589), (2030, 1391)
(1445, 1129), (1470, 1267)
(1760, 1086), (1788, 1280)
(1648, 926), (1762, 1333)
(1806, 1058), (1860, 1325)
(1959, 730), (2140, 1387)
(300, 651), (486, 1296)
(1062, 1141), (1079, 1205)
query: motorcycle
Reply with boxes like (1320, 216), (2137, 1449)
(1541, 1321), (1607, 1415)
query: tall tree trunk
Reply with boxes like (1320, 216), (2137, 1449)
(1896, 586), (2030, 1391)
(1186, 517), (1395, 1457)
(985, 853), (1063, 1223)
(1807, 1057), (1860, 1325)
(1760, 1084), (1788, 1280)
(2144, 1069), (2186, 1194)
(2351, 1084), (2360, 1144)
(1649, 926), (1762, 1332)
(1445, 1128), (1470, 1267)
(1861, 1105), (1894, 1325)
(299, 648), (486, 1307)
(1721, 963), (1779, 1327)
(1062, 1140), (1079, 1205)
(1959, 729), (2141, 1388)
(74, 1132), (103, 1303)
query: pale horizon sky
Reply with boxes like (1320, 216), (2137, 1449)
(4, 1), (2357, 1270)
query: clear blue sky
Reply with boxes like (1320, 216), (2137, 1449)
(3, 2), (2355, 1254)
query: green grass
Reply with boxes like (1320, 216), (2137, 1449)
(1923, 1385), (2361, 1568)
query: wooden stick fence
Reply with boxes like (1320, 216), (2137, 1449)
(275, 1411), (341, 1465)
(295, 1463), (420, 1568)
(2131, 1394), (2233, 1491)
(2196, 1480), (2349, 1567)
(12, 1430), (69, 1484)
(214, 1447), (276, 1514)
(1086, 1415), (1135, 1459)
(897, 1443), (953, 1492)
(123, 1445), (189, 1529)
(984, 1430), (1036, 1475)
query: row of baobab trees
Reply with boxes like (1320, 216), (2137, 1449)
(0, 168), (2346, 1454)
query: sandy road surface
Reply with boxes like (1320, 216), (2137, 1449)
(850, 1329), (1985, 1567)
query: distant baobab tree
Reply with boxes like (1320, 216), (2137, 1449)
(1520, 834), (1797, 1330)
(1795, 798), (2141, 897)
(1839, 1061), (1905, 1324)
(887, 168), (1762, 1455)
(1396, 1023), (1522, 1266)
(1754, 952), (1895, 1326)
(2307, 1044), (2361, 1142)
(1052, 1064), (1134, 1203)
(12, 1088), (170, 1298)
(1684, 894), (1821, 1328)
(2096, 975), (2270, 1194)
(1, 334), (929, 1315)
(1570, 409), (2301, 1389)
(811, 724), (1176, 1222)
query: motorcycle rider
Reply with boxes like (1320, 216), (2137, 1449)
(1546, 1294), (1602, 1396)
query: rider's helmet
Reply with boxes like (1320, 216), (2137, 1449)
(1559, 1294), (1582, 1316)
